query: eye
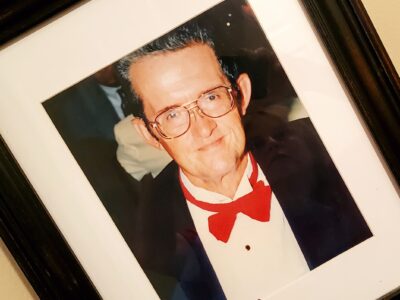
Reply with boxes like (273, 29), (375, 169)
(166, 109), (181, 121)
(205, 92), (219, 101)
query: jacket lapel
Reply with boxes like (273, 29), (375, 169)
(137, 163), (225, 299)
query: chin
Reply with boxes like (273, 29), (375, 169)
(206, 156), (237, 178)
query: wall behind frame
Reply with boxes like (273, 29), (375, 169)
(0, 239), (37, 299)
(361, 0), (400, 74)
(0, 1), (399, 299)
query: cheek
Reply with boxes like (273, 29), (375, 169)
(230, 131), (246, 157)
(224, 117), (246, 147)
(161, 138), (195, 163)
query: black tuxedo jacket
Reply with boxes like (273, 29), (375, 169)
(44, 77), (121, 143)
(131, 118), (371, 300)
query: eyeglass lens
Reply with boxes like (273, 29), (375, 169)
(156, 86), (233, 138)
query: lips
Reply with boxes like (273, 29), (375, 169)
(198, 136), (224, 151)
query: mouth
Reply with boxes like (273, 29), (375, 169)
(198, 136), (225, 152)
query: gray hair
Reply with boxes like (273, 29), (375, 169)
(117, 24), (238, 118)
(118, 25), (215, 80)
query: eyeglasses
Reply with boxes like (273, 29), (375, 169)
(148, 85), (235, 139)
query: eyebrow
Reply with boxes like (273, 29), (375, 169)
(153, 83), (228, 117)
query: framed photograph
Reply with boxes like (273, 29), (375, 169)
(0, 0), (399, 299)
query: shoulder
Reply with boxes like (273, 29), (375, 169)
(114, 115), (172, 180)
(114, 115), (136, 145)
(252, 117), (342, 206)
(252, 117), (371, 269)
(251, 117), (325, 182)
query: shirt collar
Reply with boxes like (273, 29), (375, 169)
(179, 153), (268, 204)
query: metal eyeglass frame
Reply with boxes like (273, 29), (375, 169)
(148, 85), (235, 139)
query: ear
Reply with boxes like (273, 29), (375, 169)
(132, 118), (164, 150)
(235, 73), (252, 115)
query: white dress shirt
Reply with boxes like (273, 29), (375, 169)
(114, 115), (173, 180)
(180, 155), (309, 300)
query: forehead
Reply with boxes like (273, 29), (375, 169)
(129, 44), (227, 114)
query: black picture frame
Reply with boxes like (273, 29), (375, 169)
(302, 0), (400, 187)
(0, 0), (82, 46)
(1, 2), (100, 299)
(0, 0), (398, 298)
(0, 137), (100, 299)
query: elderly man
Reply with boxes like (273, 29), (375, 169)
(118, 25), (371, 300)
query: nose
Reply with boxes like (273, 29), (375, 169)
(189, 107), (217, 138)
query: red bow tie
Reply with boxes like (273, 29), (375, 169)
(179, 153), (272, 243)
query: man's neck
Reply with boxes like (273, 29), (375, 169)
(182, 154), (249, 199)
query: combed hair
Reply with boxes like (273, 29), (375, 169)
(118, 25), (215, 80)
(117, 24), (238, 118)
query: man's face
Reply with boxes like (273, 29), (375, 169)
(129, 44), (249, 184)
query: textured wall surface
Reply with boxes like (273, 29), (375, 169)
(362, 0), (400, 73)
(0, 239), (37, 299)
